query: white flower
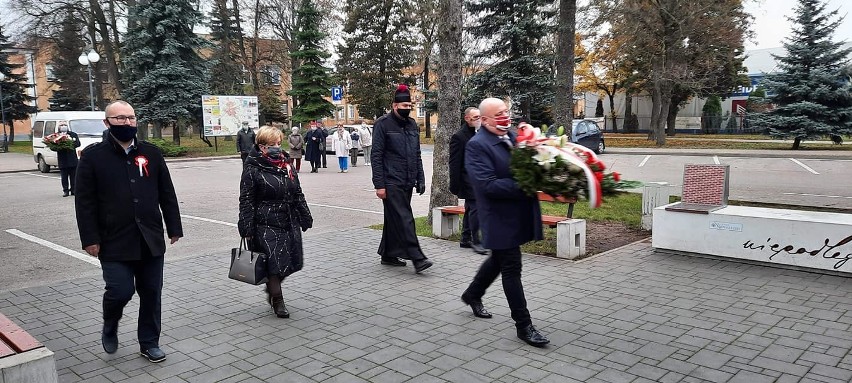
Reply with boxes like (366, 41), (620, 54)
(532, 149), (557, 169)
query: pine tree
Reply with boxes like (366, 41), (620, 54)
(48, 12), (90, 111)
(337, 0), (417, 119)
(288, 0), (336, 124)
(122, 0), (210, 144)
(754, 0), (852, 149)
(208, 0), (244, 95)
(463, 0), (556, 123)
(0, 24), (38, 144)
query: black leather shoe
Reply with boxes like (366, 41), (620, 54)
(470, 244), (489, 255)
(517, 325), (550, 347)
(62, 192), (70, 197)
(381, 258), (406, 267)
(414, 259), (433, 273)
(101, 321), (118, 354)
(271, 297), (290, 318)
(459, 242), (472, 248)
(461, 295), (492, 318)
(141, 347), (166, 363)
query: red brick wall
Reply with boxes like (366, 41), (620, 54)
(681, 164), (729, 205)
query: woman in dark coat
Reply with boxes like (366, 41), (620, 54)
(303, 125), (324, 173)
(238, 126), (313, 318)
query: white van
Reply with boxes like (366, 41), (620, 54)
(31, 111), (106, 173)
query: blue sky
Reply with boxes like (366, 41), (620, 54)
(745, 0), (852, 50)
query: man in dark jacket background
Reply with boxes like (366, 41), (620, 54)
(460, 97), (549, 347)
(371, 84), (432, 273)
(56, 123), (80, 197)
(75, 100), (183, 363)
(236, 121), (256, 163)
(449, 107), (487, 254)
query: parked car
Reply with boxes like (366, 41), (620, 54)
(571, 119), (605, 154)
(543, 119), (606, 154)
(325, 125), (371, 154)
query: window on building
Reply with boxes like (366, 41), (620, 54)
(45, 65), (56, 82)
(264, 65), (281, 85)
(337, 107), (344, 120)
(241, 66), (251, 84)
(281, 101), (289, 117)
(348, 105), (355, 119)
(417, 103), (426, 118)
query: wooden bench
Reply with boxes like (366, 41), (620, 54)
(434, 192), (576, 232)
(0, 312), (58, 383)
(432, 192), (586, 259)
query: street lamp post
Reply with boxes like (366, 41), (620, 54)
(77, 49), (100, 111)
(0, 72), (7, 152)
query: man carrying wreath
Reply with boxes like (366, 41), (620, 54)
(75, 100), (183, 363)
(460, 97), (549, 347)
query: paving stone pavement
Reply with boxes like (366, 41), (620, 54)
(2, 228), (851, 383)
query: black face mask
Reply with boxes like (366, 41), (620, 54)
(109, 123), (138, 142)
(396, 108), (411, 119)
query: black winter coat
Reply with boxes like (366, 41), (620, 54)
(75, 134), (183, 261)
(449, 123), (476, 199)
(237, 128), (256, 153)
(56, 131), (81, 169)
(238, 150), (313, 278)
(303, 128), (325, 163)
(371, 112), (425, 189)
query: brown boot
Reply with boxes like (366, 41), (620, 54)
(271, 296), (289, 318)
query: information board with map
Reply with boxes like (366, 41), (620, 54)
(201, 95), (260, 137)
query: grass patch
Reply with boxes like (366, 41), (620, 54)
(5, 141), (32, 155)
(369, 192), (645, 256)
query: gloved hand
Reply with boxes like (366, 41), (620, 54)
(416, 183), (426, 195)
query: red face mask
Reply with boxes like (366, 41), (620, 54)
(492, 115), (511, 130)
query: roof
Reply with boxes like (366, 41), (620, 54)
(743, 42), (852, 75)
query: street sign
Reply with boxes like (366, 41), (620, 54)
(331, 86), (343, 103)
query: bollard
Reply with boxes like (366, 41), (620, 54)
(556, 219), (586, 259)
(431, 207), (460, 238)
(642, 182), (671, 230)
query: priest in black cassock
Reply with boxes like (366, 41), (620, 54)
(370, 84), (433, 274)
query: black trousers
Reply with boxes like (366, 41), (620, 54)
(461, 198), (481, 245)
(240, 152), (249, 162)
(463, 247), (531, 329)
(100, 244), (164, 349)
(60, 167), (76, 193)
(378, 185), (426, 261)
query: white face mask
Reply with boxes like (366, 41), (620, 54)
(472, 120), (482, 129)
(59, 126), (69, 132)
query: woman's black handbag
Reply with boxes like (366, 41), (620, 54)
(229, 239), (268, 285)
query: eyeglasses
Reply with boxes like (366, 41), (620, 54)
(107, 116), (137, 123)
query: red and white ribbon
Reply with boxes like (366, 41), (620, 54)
(134, 156), (149, 177)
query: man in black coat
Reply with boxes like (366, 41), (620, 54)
(75, 100), (183, 363)
(236, 121), (256, 162)
(56, 123), (81, 197)
(449, 107), (487, 254)
(371, 84), (432, 273)
(461, 97), (549, 347)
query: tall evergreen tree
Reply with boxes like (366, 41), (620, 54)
(0, 24), (38, 144)
(288, 0), (335, 124)
(122, 0), (210, 144)
(337, 0), (417, 119)
(464, 0), (556, 123)
(753, 0), (852, 149)
(208, 0), (244, 95)
(48, 11), (91, 111)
